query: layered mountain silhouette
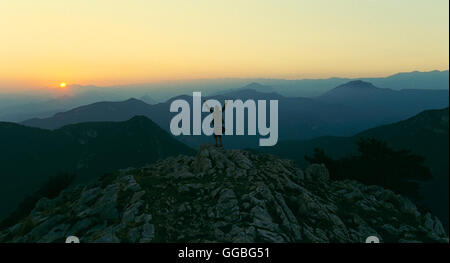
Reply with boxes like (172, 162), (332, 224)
(22, 81), (449, 149)
(2, 70), (448, 122)
(22, 98), (154, 130)
(0, 116), (194, 220)
(258, 107), (449, 232)
(364, 70), (449, 91)
(254, 70), (449, 97)
(21, 89), (372, 148)
(211, 82), (274, 96)
(318, 80), (448, 123)
(319, 80), (395, 99)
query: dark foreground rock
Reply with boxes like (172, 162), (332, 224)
(0, 144), (448, 243)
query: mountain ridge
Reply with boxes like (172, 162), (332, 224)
(2, 70), (448, 122)
(0, 116), (194, 220)
(258, 107), (449, 232)
(22, 98), (154, 130)
(20, 81), (449, 149)
(0, 144), (447, 243)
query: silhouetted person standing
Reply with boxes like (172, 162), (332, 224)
(204, 100), (227, 147)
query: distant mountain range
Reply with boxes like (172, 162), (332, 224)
(22, 98), (154, 130)
(0, 70), (447, 122)
(258, 70), (450, 97)
(21, 80), (449, 149)
(207, 70), (450, 97)
(318, 80), (448, 123)
(0, 116), (194, 220)
(363, 70), (449, 91)
(258, 107), (449, 232)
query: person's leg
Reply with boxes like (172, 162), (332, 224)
(218, 136), (222, 147)
(214, 135), (218, 146)
(219, 126), (225, 147)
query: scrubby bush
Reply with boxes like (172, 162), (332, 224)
(305, 137), (432, 199)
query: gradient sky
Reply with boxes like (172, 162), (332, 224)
(0, 0), (448, 92)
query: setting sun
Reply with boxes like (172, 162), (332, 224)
(59, 82), (67, 88)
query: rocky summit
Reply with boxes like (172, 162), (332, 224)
(0, 144), (447, 243)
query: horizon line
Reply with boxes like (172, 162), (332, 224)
(65, 69), (450, 89)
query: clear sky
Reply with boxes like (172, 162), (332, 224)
(0, 0), (448, 91)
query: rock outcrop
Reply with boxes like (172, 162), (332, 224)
(0, 144), (447, 243)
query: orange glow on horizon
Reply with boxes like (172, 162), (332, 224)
(0, 0), (448, 92)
